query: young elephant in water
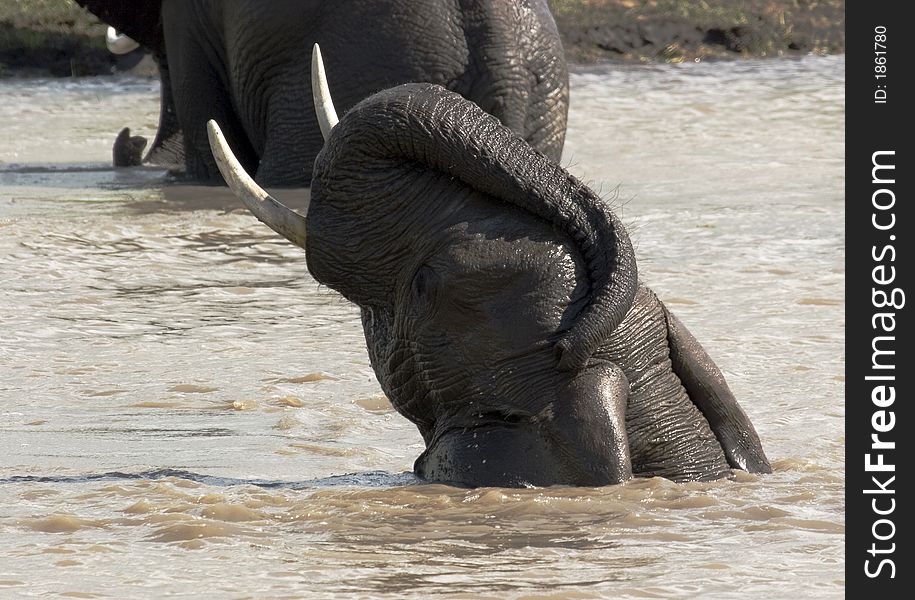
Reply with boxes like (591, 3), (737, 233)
(206, 51), (771, 487)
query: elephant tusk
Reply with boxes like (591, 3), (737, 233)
(311, 44), (339, 141)
(206, 120), (308, 248)
(106, 27), (140, 55)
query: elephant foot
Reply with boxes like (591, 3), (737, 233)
(113, 127), (148, 167)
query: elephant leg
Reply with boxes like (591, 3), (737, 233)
(143, 53), (185, 169)
(161, 2), (257, 183)
(454, 0), (568, 163)
(254, 88), (322, 187)
(661, 302), (772, 474)
(457, 2), (530, 140)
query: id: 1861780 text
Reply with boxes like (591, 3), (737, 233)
(874, 26), (887, 104)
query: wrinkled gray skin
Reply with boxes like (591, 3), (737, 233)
(307, 84), (771, 487)
(76, 0), (568, 186)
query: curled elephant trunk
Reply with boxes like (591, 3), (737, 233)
(312, 83), (638, 371)
(206, 120), (307, 247)
(106, 27), (140, 54)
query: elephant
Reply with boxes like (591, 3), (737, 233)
(75, 0), (569, 186)
(204, 53), (771, 487)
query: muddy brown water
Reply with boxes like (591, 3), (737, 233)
(0, 56), (844, 598)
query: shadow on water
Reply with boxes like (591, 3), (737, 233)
(0, 163), (309, 215)
(0, 163), (169, 189)
(0, 468), (421, 489)
(127, 182), (310, 216)
(0, 164), (140, 175)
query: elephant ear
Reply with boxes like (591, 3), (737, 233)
(74, 0), (164, 53)
(310, 83), (638, 372)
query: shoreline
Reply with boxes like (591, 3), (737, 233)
(551, 0), (844, 64)
(0, 0), (844, 78)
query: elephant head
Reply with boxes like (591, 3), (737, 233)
(309, 95), (646, 487)
(207, 48), (769, 487)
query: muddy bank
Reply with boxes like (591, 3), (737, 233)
(552, 0), (844, 63)
(1, 0), (844, 77)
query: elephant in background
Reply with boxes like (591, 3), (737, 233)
(206, 62), (771, 486)
(76, 0), (569, 186)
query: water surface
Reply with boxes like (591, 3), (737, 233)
(0, 56), (845, 598)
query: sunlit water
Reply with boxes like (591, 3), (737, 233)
(0, 56), (844, 598)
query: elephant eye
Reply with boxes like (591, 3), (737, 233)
(411, 265), (438, 300)
(408, 265), (440, 319)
